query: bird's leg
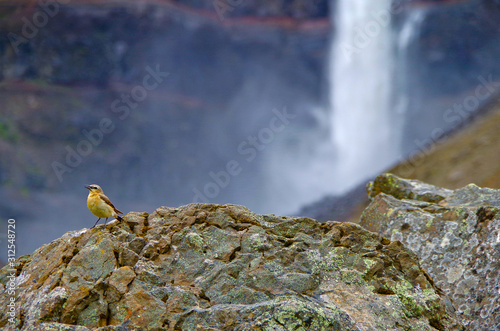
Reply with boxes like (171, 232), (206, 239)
(104, 217), (108, 225)
(91, 218), (101, 228)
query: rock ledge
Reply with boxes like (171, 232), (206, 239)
(1, 203), (462, 330)
(361, 173), (500, 330)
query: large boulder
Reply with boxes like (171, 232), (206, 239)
(0, 203), (462, 330)
(360, 173), (500, 330)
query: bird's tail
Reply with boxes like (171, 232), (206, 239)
(113, 207), (123, 222)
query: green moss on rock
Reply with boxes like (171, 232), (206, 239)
(0, 203), (463, 330)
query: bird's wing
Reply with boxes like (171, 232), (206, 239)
(100, 194), (123, 214)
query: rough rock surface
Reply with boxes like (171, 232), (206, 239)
(360, 173), (500, 331)
(0, 203), (462, 330)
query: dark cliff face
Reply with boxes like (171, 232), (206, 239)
(170, 0), (329, 19)
(0, 0), (330, 190)
(1, 0), (330, 88)
(0, 0), (331, 255)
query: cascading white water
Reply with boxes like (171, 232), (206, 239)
(330, 0), (398, 192)
(394, 7), (426, 119)
(262, 0), (401, 213)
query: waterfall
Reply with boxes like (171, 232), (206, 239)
(330, 0), (398, 193)
(393, 7), (426, 122)
(263, 0), (400, 213)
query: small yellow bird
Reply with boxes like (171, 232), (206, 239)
(85, 184), (123, 228)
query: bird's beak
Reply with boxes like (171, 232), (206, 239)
(84, 185), (91, 190)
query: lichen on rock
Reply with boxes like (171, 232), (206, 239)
(360, 173), (500, 331)
(0, 202), (462, 330)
